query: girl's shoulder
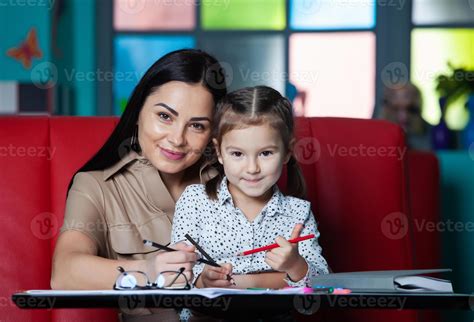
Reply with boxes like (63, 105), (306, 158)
(179, 183), (213, 204)
(181, 183), (207, 196)
(281, 194), (312, 217)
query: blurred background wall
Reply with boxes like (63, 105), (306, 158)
(0, 0), (472, 126)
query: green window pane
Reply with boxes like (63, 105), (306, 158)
(201, 0), (286, 30)
(411, 29), (474, 130)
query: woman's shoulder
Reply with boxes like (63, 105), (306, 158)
(68, 171), (107, 205)
(71, 171), (104, 190)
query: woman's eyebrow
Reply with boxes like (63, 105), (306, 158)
(154, 103), (210, 122)
(190, 117), (211, 122)
(155, 103), (178, 116)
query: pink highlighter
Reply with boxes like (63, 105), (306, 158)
(332, 288), (352, 295)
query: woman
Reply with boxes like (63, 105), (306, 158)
(51, 49), (286, 321)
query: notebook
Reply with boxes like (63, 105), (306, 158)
(311, 269), (453, 293)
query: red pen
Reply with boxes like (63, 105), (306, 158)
(237, 234), (315, 256)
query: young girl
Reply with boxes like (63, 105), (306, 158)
(171, 86), (329, 290)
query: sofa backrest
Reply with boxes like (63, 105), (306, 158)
(0, 117), (119, 322)
(290, 118), (417, 322)
(0, 116), (420, 322)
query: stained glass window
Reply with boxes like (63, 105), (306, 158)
(290, 32), (376, 118)
(114, 0), (195, 30)
(411, 29), (474, 129)
(201, 0), (286, 30)
(113, 35), (195, 114)
(290, 0), (376, 30)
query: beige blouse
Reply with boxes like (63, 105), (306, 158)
(61, 151), (180, 261)
(60, 151), (215, 321)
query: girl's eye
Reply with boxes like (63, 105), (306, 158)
(158, 112), (171, 121)
(190, 123), (205, 131)
(231, 151), (243, 157)
(261, 151), (274, 157)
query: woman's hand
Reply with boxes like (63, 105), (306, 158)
(142, 242), (198, 284)
(264, 224), (308, 282)
(195, 263), (233, 288)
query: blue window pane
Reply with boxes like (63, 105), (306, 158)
(290, 0), (376, 30)
(113, 36), (195, 115)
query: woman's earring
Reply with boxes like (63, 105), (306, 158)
(131, 125), (139, 151)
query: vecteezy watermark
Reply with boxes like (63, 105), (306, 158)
(0, 144), (56, 160)
(294, 294), (321, 315)
(117, 0), (230, 15)
(293, 294), (407, 315)
(13, 295), (56, 309)
(118, 294), (147, 314)
(31, 61), (58, 89)
(326, 294), (406, 310)
(327, 144), (407, 161)
(413, 219), (474, 233)
(382, 213), (474, 240)
(294, 0), (322, 15)
(381, 212), (409, 240)
(117, 0), (147, 14)
(295, 0), (407, 13)
(381, 62), (409, 90)
(31, 61), (147, 89)
(63, 69), (144, 83)
(151, 295), (231, 310)
(118, 294), (232, 314)
(239, 68), (319, 85)
(31, 212), (59, 240)
(206, 62), (233, 90)
(0, 0), (55, 10)
(294, 137), (321, 165)
(293, 139), (407, 165)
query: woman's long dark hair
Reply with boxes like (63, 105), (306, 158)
(205, 86), (307, 200)
(68, 49), (227, 191)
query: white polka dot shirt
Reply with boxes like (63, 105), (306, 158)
(171, 177), (329, 287)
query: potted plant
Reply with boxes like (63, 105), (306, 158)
(435, 63), (474, 149)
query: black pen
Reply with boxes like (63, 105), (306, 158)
(184, 234), (235, 285)
(143, 239), (217, 267)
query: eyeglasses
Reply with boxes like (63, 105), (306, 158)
(113, 266), (191, 290)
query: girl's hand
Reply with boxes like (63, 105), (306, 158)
(143, 242), (198, 285)
(264, 224), (309, 282)
(196, 263), (233, 288)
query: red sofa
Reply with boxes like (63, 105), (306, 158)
(0, 116), (440, 322)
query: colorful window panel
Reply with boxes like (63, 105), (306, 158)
(413, 0), (474, 25)
(290, 32), (376, 118)
(114, 0), (196, 30)
(411, 29), (474, 129)
(199, 35), (285, 93)
(201, 0), (286, 30)
(113, 35), (195, 115)
(290, 0), (376, 30)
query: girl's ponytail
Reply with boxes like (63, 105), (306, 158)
(286, 155), (307, 199)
